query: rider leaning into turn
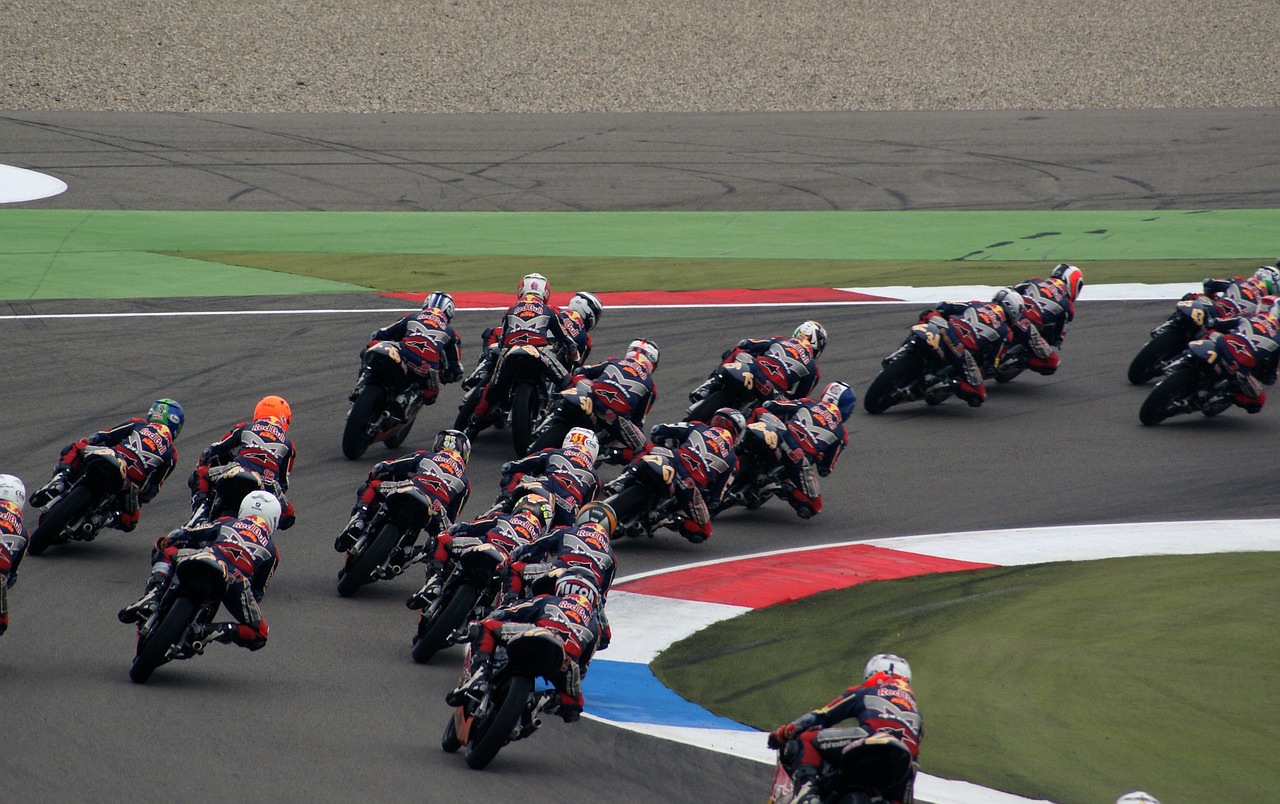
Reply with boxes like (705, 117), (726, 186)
(498, 427), (602, 527)
(1014, 262), (1084, 348)
(189, 394), (297, 528)
(646, 408), (744, 543)
(366, 290), (465, 420)
(0, 475), (29, 637)
(564, 338), (660, 464)
(691, 321), (827, 404)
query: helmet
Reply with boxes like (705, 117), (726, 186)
(563, 427), (600, 464)
(239, 490), (282, 534)
(1051, 263), (1085, 301)
(1254, 266), (1280, 296)
(709, 407), (746, 444)
(422, 291), (456, 320)
(992, 288), (1025, 321)
(626, 338), (660, 369)
(148, 398), (185, 438)
(517, 272), (550, 302)
(1115, 793), (1161, 804)
(574, 501), (617, 537)
(253, 395), (292, 431)
(794, 321), (827, 356)
(0, 474), (26, 508)
(432, 429), (471, 464)
(554, 569), (602, 609)
(863, 653), (912, 683)
(567, 291), (603, 330)
(512, 492), (554, 534)
(820, 381), (857, 422)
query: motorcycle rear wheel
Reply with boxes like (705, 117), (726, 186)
(1127, 327), (1185, 385)
(342, 385), (385, 460)
(453, 386), (484, 438)
(441, 716), (462, 753)
(686, 389), (737, 425)
(129, 596), (196, 684)
(605, 485), (650, 530)
(510, 381), (540, 457)
(1139, 364), (1198, 426)
(864, 352), (924, 414)
(28, 485), (95, 556)
(336, 523), (401, 598)
(464, 675), (532, 770)
(412, 582), (480, 664)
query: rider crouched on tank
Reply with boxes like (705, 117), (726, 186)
(1013, 263), (1084, 348)
(769, 653), (922, 804)
(118, 491), (283, 652)
(1224, 296), (1280, 413)
(557, 291), (603, 372)
(691, 321), (827, 404)
(0, 475), (29, 637)
(559, 338), (660, 464)
(189, 395), (297, 529)
(365, 291), (465, 420)
(940, 288), (1058, 376)
(497, 427), (601, 527)
(335, 429), (472, 552)
(30, 398), (184, 532)
(741, 381), (855, 520)
(1199, 265), (1279, 316)
(640, 408), (743, 543)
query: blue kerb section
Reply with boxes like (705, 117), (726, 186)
(583, 660), (756, 731)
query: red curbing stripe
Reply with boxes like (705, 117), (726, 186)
(616, 544), (996, 608)
(379, 287), (898, 307)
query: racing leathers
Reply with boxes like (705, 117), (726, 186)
(1202, 276), (1268, 315)
(696, 334), (821, 402)
(0, 500), (29, 635)
(32, 418), (178, 531)
(744, 396), (848, 519)
(1014, 276), (1075, 347)
(499, 445), (600, 527)
(558, 308), (593, 370)
(368, 307), (464, 412)
(648, 421), (739, 543)
(1225, 308), (1280, 412)
(189, 417), (297, 526)
(937, 298), (1058, 377)
(507, 520), (617, 601)
(465, 297), (580, 421)
(568, 355), (658, 462)
(336, 448), (470, 552)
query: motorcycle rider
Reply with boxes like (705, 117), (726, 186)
(768, 653), (922, 804)
(736, 381), (855, 520)
(335, 429), (472, 552)
(645, 408), (743, 543)
(1116, 793), (1160, 804)
(189, 395), (297, 529)
(554, 338), (660, 464)
(558, 290), (603, 371)
(690, 322), (826, 405)
(1200, 265), (1278, 315)
(29, 399), (183, 532)
(119, 491), (282, 652)
(497, 427), (602, 526)
(507, 500), (618, 602)
(365, 291), (465, 420)
(1221, 297), (1280, 413)
(0, 475), (29, 636)
(1013, 263), (1083, 347)
(446, 573), (606, 723)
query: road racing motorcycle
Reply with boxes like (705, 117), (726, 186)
(597, 447), (683, 539)
(29, 446), (141, 555)
(127, 547), (236, 684)
(342, 340), (432, 460)
(768, 728), (917, 804)
(410, 537), (507, 664)
(1139, 329), (1259, 425)
(1128, 294), (1240, 385)
(336, 478), (447, 598)
(686, 347), (792, 424)
(454, 343), (572, 457)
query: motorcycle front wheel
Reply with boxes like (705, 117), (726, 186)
(864, 352), (924, 414)
(464, 675), (532, 770)
(1139, 364), (1198, 426)
(1127, 328), (1185, 385)
(129, 596), (196, 684)
(28, 485), (95, 556)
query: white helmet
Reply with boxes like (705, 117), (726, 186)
(517, 273), (550, 302)
(239, 490), (282, 534)
(563, 427), (600, 464)
(1051, 263), (1084, 301)
(0, 474), (26, 508)
(794, 321), (827, 356)
(1115, 793), (1160, 804)
(567, 291), (603, 330)
(1254, 266), (1280, 296)
(626, 338), (660, 368)
(422, 291), (456, 320)
(993, 288), (1025, 321)
(863, 653), (912, 683)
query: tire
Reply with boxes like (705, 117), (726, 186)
(686, 389), (737, 425)
(336, 523), (401, 598)
(411, 583), (480, 664)
(342, 385), (386, 460)
(1128, 327), (1185, 385)
(384, 411), (415, 449)
(464, 675), (532, 770)
(510, 382), (539, 457)
(28, 485), (95, 556)
(1139, 364), (1199, 426)
(453, 386), (483, 436)
(864, 352), (924, 414)
(607, 484), (650, 524)
(441, 716), (462, 753)
(528, 417), (570, 454)
(129, 596), (196, 684)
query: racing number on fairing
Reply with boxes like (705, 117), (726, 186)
(1177, 299), (1206, 328)
(912, 324), (941, 350)
(642, 455), (676, 485)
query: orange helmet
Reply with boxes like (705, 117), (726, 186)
(253, 395), (292, 430)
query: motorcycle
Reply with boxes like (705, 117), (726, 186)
(127, 547), (233, 684)
(189, 463), (282, 527)
(768, 729), (916, 804)
(686, 348), (789, 424)
(1139, 330), (1257, 426)
(410, 539), (506, 664)
(441, 623), (570, 770)
(714, 410), (811, 516)
(28, 446), (134, 556)
(342, 340), (431, 460)
(862, 314), (962, 414)
(599, 447), (683, 539)
(454, 344), (571, 457)
(1128, 294), (1236, 385)
(336, 478), (446, 598)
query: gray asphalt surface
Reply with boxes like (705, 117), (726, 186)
(1, 112), (1275, 803)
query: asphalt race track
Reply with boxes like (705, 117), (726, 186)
(1, 110), (1275, 803)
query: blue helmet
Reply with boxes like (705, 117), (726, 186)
(148, 398), (184, 438)
(820, 382), (856, 422)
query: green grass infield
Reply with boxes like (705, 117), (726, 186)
(651, 552), (1280, 804)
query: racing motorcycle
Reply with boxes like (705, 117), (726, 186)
(1128, 294), (1237, 385)
(715, 410), (790, 515)
(336, 478), (447, 598)
(29, 446), (136, 556)
(768, 729), (916, 804)
(441, 624), (571, 770)
(189, 463), (282, 527)
(342, 340), (431, 460)
(454, 344), (571, 457)
(1139, 329), (1257, 426)
(127, 547), (234, 684)
(686, 347), (789, 424)
(410, 538), (507, 664)
(863, 313), (963, 414)
(598, 446), (683, 539)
